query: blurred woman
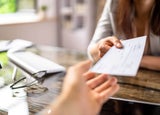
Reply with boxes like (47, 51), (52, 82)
(88, 0), (160, 71)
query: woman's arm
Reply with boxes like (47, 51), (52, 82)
(140, 56), (160, 71)
(88, 0), (114, 61)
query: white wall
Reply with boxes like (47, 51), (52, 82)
(38, 0), (56, 18)
(0, 20), (58, 46)
(0, 0), (58, 46)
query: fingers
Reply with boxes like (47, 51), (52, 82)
(90, 75), (119, 104)
(83, 71), (96, 80)
(96, 76), (119, 103)
(63, 60), (92, 88)
(98, 36), (123, 57)
(86, 74), (110, 89)
(107, 36), (123, 48)
(98, 44), (112, 57)
(94, 77), (118, 93)
(73, 60), (92, 74)
(100, 83), (119, 102)
(67, 60), (92, 77)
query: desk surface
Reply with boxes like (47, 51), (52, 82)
(1, 45), (160, 115)
(113, 69), (160, 106)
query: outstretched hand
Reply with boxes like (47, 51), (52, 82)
(41, 60), (119, 115)
(97, 36), (123, 57)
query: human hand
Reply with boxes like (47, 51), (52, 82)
(46, 60), (119, 115)
(97, 36), (123, 57)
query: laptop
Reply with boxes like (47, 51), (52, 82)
(7, 51), (66, 78)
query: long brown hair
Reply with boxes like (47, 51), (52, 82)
(116, 0), (160, 38)
(151, 0), (160, 36)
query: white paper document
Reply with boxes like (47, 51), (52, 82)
(0, 85), (29, 115)
(91, 36), (147, 76)
(0, 39), (33, 52)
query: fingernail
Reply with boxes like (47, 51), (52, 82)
(116, 43), (122, 47)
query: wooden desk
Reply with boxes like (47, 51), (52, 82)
(113, 69), (160, 106)
(0, 45), (160, 115)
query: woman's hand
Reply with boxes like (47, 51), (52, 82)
(89, 36), (123, 62)
(97, 36), (122, 57)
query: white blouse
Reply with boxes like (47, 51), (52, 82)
(88, 0), (160, 60)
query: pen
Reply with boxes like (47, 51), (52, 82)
(0, 63), (2, 69)
(12, 67), (17, 81)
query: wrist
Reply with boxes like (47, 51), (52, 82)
(38, 95), (67, 115)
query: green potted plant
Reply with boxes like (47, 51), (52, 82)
(39, 5), (48, 20)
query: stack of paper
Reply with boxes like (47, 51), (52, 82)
(0, 39), (34, 52)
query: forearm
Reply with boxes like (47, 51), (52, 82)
(38, 96), (65, 115)
(39, 94), (75, 115)
(140, 56), (160, 71)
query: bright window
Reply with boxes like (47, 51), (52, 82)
(0, 0), (37, 14)
(0, 0), (40, 25)
(0, 0), (16, 13)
